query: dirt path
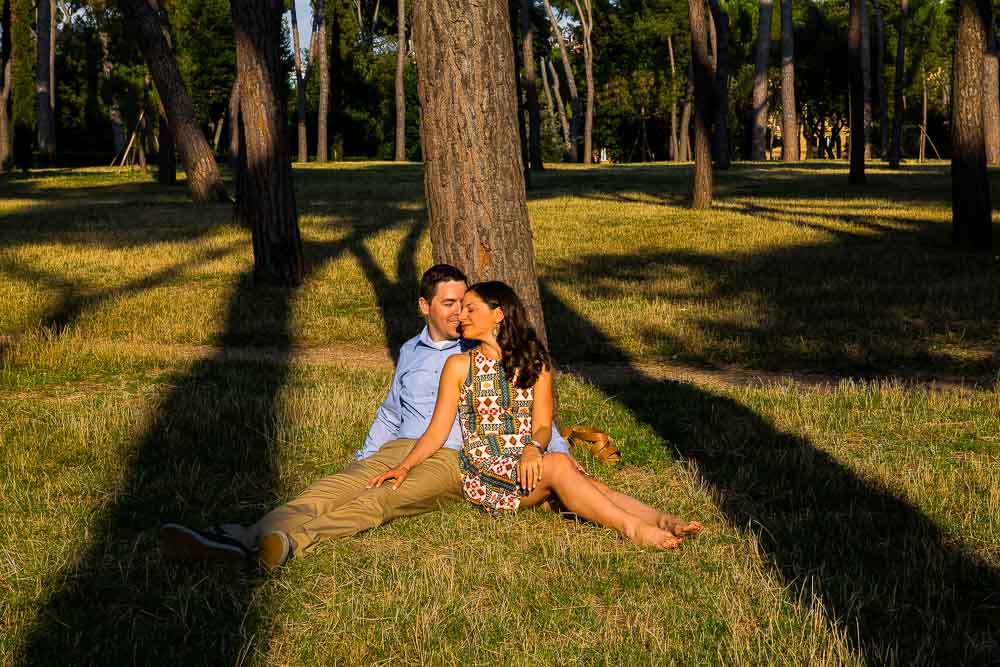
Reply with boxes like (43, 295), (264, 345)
(5, 337), (992, 392)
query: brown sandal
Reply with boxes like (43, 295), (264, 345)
(559, 426), (621, 465)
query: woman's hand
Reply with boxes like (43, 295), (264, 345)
(367, 466), (410, 490)
(518, 445), (544, 492)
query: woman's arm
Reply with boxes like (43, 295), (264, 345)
(518, 367), (554, 492)
(368, 354), (468, 489)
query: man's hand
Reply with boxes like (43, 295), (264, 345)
(368, 466), (410, 490)
(517, 446), (543, 492)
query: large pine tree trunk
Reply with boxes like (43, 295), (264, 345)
(952, 0), (993, 249)
(848, 0), (866, 183)
(689, 0), (713, 207)
(982, 21), (1000, 164)
(317, 0), (330, 162)
(120, 0), (227, 203)
(290, 1), (308, 162)
(751, 0), (772, 161)
(544, 57), (572, 160)
(543, 0), (578, 162)
(871, 0), (887, 157)
(679, 65), (693, 161)
(779, 0), (797, 160)
(36, 0), (54, 157)
(708, 0), (730, 168)
(888, 0), (907, 167)
(860, 0), (872, 159)
(574, 0), (593, 164)
(0, 0), (11, 171)
(395, 0), (406, 161)
(157, 106), (176, 184)
(412, 0), (548, 342)
(521, 0), (543, 170)
(48, 0), (54, 153)
(231, 0), (305, 285)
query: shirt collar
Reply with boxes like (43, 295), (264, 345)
(417, 325), (463, 350)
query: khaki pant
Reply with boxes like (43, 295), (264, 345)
(223, 439), (463, 556)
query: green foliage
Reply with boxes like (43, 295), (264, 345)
(10, 0), (34, 168)
(165, 0), (235, 127)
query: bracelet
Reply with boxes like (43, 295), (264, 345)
(526, 440), (545, 452)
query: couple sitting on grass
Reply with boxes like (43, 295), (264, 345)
(160, 264), (700, 570)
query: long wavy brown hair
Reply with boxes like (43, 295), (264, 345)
(467, 281), (551, 389)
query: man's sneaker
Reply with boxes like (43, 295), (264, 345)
(159, 523), (249, 563)
(257, 531), (291, 571)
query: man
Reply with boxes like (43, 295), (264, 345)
(160, 264), (571, 569)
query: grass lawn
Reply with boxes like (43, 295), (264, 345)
(1, 161), (998, 665)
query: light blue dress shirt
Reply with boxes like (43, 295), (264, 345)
(356, 326), (571, 459)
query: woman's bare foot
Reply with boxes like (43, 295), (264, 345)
(659, 515), (703, 537)
(631, 522), (682, 549)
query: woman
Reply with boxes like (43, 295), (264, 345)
(368, 281), (700, 549)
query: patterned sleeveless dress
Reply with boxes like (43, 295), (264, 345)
(458, 350), (534, 513)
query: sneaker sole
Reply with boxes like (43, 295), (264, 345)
(159, 524), (247, 563)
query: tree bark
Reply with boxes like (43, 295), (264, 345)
(228, 75), (240, 172)
(779, 0), (797, 160)
(751, 0), (772, 161)
(849, 0), (867, 184)
(689, 0), (713, 207)
(679, 63), (693, 161)
(983, 20), (1000, 164)
(919, 66), (926, 162)
(871, 0), (887, 157)
(509, 0), (530, 186)
(888, 0), (907, 167)
(395, 0), (406, 160)
(543, 0), (578, 162)
(119, 0), (227, 203)
(0, 0), (11, 171)
(668, 34), (678, 161)
(544, 57), (572, 160)
(158, 107), (176, 184)
(708, 0), (730, 168)
(48, 0), (54, 154)
(232, 0), (305, 285)
(574, 0), (593, 164)
(952, 0), (993, 249)
(521, 0), (543, 170)
(36, 0), (54, 157)
(860, 0), (872, 159)
(290, 0), (308, 162)
(412, 0), (548, 342)
(317, 0), (330, 162)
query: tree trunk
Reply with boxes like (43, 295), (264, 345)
(888, 0), (907, 167)
(849, 0), (867, 184)
(871, 0), (887, 157)
(48, 0), (54, 154)
(412, 0), (548, 342)
(98, 30), (126, 156)
(543, 0), (578, 162)
(509, 0), (530, 186)
(574, 0), (593, 164)
(668, 34), (678, 161)
(232, 0), (304, 285)
(679, 69), (693, 162)
(0, 0), (11, 171)
(120, 0), (227, 203)
(861, 0), (872, 159)
(228, 75), (240, 172)
(545, 57), (572, 160)
(36, 0), (54, 157)
(158, 107), (176, 184)
(290, 0), (308, 162)
(983, 21), (1000, 164)
(395, 0), (406, 160)
(317, 0), (330, 162)
(919, 67), (926, 162)
(708, 0), (730, 168)
(689, 0), (713, 207)
(751, 0), (772, 161)
(521, 0), (543, 170)
(952, 0), (993, 249)
(779, 0), (797, 160)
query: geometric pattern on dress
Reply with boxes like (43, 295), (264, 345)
(458, 349), (534, 514)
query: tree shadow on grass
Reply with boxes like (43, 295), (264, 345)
(541, 282), (1000, 664)
(14, 204), (428, 663)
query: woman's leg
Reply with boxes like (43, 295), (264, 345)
(520, 454), (681, 549)
(587, 478), (701, 537)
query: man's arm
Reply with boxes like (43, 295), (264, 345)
(355, 345), (409, 460)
